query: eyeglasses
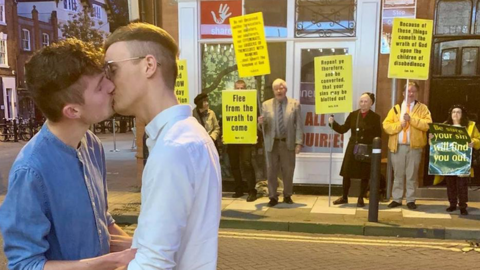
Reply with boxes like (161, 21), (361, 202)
(103, 56), (160, 80)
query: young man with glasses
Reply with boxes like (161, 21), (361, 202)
(104, 23), (222, 270)
(0, 39), (136, 269)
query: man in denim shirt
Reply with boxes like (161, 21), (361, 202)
(0, 39), (136, 270)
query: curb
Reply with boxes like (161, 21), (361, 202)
(112, 214), (480, 241)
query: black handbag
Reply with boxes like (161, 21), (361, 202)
(353, 111), (372, 162)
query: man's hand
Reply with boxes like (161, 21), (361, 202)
(258, 115), (264, 124)
(469, 141), (474, 148)
(295, 145), (302, 154)
(110, 235), (133, 253)
(106, 248), (137, 268)
(404, 113), (410, 122)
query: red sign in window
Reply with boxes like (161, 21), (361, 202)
(201, 0), (243, 39)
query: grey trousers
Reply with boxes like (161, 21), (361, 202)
(391, 144), (422, 203)
(267, 140), (296, 200)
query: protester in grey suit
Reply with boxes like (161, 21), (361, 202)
(258, 79), (304, 207)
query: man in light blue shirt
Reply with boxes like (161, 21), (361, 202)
(0, 39), (136, 270)
(104, 23), (222, 269)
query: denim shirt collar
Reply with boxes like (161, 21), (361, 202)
(42, 123), (86, 157)
(145, 104), (192, 147)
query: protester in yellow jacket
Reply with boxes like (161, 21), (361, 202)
(432, 105), (480, 215)
(383, 82), (432, 210)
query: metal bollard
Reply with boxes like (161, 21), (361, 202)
(368, 137), (381, 222)
(13, 119), (18, 142)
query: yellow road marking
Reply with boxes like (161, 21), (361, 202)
(219, 231), (469, 250)
(219, 235), (463, 252)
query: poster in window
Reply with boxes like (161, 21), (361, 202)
(381, 0), (417, 54)
(201, 0), (242, 39)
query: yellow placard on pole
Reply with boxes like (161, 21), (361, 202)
(388, 18), (433, 80)
(314, 55), (353, 115)
(230, 12), (271, 78)
(175, 60), (189, 104)
(222, 90), (257, 144)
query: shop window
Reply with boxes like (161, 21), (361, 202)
(245, 0), (287, 38)
(300, 48), (347, 153)
(201, 42), (286, 117)
(435, 0), (471, 35)
(441, 48), (457, 76)
(461, 47), (478, 76)
(296, 0), (356, 38)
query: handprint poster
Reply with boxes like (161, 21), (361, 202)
(201, 0), (242, 39)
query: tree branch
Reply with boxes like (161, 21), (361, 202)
(202, 64), (238, 94)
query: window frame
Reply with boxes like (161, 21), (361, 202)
(64, 0), (78, 12)
(0, 32), (8, 68)
(22, 29), (31, 51)
(0, 1), (6, 25)
(92, 4), (102, 20)
(42, 33), (50, 47)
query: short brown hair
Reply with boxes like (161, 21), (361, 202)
(25, 38), (103, 122)
(403, 81), (420, 92)
(104, 22), (179, 89)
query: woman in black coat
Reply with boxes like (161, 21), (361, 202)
(328, 92), (382, 207)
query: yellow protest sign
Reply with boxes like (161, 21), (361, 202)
(230, 12), (270, 78)
(175, 60), (189, 104)
(314, 55), (353, 114)
(222, 90), (257, 144)
(388, 18), (433, 80)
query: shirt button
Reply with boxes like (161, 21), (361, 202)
(92, 202), (96, 207)
(98, 229), (102, 234)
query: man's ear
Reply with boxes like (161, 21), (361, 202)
(144, 55), (159, 79)
(62, 104), (81, 120)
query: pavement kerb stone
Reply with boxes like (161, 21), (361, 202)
(112, 215), (480, 241)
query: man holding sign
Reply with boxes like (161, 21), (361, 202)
(258, 79), (304, 207)
(383, 82), (432, 209)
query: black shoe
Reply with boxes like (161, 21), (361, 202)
(232, 192), (244, 198)
(246, 192), (257, 202)
(267, 198), (278, 207)
(283, 197), (294, 204)
(446, 206), (457, 212)
(333, 197), (348, 205)
(460, 208), (468, 215)
(357, 197), (365, 207)
(388, 201), (402, 208)
(407, 202), (417, 210)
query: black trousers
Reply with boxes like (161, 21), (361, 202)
(228, 144), (257, 194)
(342, 177), (368, 199)
(446, 176), (468, 209)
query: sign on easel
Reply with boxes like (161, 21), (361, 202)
(314, 54), (353, 207)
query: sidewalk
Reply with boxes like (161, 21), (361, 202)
(107, 191), (480, 241)
(2, 132), (480, 241)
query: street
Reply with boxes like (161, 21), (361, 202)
(1, 228), (478, 270)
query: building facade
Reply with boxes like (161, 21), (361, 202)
(130, 0), (480, 188)
(0, 0), (19, 121)
(18, 0), (111, 39)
